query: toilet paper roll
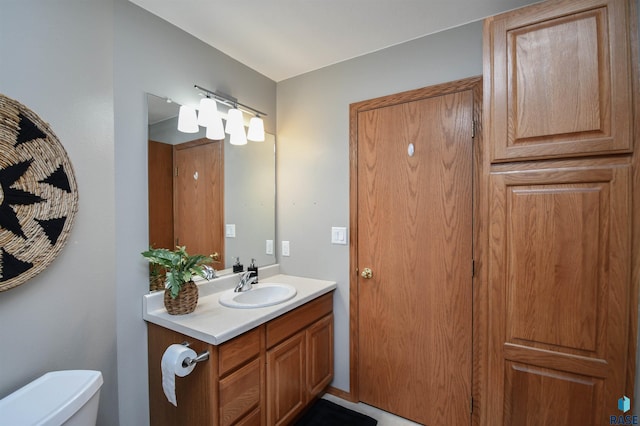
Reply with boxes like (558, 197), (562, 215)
(161, 344), (197, 406)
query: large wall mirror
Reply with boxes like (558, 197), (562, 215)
(146, 93), (275, 283)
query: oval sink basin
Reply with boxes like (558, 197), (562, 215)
(219, 283), (297, 309)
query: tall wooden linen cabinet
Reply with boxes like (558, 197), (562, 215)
(482, 0), (639, 424)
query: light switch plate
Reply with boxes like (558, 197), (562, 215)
(225, 224), (236, 238)
(331, 227), (348, 245)
(266, 240), (274, 255)
(282, 241), (290, 256)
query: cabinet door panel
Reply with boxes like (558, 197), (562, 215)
(506, 180), (604, 353)
(267, 332), (306, 426)
(306, 314), (334, 397)
(504, 362), (603, 426)
(488, 162), (630, 424)
(485, 0), (633, 161)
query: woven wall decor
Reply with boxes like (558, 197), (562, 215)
(0, 94), (78, 292)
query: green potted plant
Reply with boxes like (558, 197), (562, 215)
(141, 246), (212, 315)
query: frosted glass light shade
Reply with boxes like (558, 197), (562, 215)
(247, 116), (265, 142)
(197, 98), (221, 127)
(177, 105), (198, 133)
(225, 108), (244, 135)
(229, 127), (248, 146)
(206, 118), (225, 140)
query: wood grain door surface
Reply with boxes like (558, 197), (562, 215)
(356, 90), (474, 425)
(174, 139), (224, 264)
(488, 160), (631, 426)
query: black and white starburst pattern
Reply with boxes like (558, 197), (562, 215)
(0, 95), (78, 291)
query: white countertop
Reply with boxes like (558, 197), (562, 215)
(143, 265), (337, 345)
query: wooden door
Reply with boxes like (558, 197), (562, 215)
(354, 87), (474, 424)
(173, 139), (224, 264)
(488, 160), (631, 425)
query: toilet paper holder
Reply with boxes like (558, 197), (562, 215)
(180, 342), (209, 367)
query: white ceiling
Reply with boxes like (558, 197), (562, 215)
(130, 0), (538, 82)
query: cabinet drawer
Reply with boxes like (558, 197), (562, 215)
(219, 358), (262, 426)
(219, 326), (263, 376)
(266, 292), (333, 348)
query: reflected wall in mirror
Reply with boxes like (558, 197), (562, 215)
(147, 93), (275, 287)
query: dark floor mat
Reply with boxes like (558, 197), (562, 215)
(294, 398), (378, 426)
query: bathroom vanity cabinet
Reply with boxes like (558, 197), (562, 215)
(147, 292), (334, 426)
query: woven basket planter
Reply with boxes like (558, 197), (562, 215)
(163, 281), (199, 315)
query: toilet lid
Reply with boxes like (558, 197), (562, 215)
(0, 370), (102, 425)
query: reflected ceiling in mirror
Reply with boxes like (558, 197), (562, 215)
(146, 93), (275, 277)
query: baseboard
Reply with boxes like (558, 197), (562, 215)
(326, 385), (358, 403)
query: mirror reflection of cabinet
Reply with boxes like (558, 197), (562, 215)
(147, 93), (276, 278)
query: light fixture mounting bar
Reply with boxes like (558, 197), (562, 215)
(194, 84), (267, 117)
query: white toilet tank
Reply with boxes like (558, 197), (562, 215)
(0, 370), (103, 426)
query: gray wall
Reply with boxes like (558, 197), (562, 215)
(113, 0), (276, 424)
(0, 1), (118, 424)
(223, 132), (276, 270)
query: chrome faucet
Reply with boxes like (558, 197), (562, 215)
(234, 271), (257, 292)
(202, 265), (217, 280)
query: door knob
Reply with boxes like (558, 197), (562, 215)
(210, 252), (220, 262)
(361, 268), (373, 279)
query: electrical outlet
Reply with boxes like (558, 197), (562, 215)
(266, 239), (274, 255)
(225, 224), (236, 238)
(282, 241), (290, 257)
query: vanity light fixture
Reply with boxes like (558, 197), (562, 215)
(198, 96), (224, 132)
(206, 119), (225, 140)
(177, 105), (198, 133)
(197, 97), (225, 140)
(225, 108), (247, 145)
(196, 98), (216, 127)
(229, 125), (248, 145)
(225, 108), (244, 135)
(192, 84), (268, 146)
(247, 115), (265, 142)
